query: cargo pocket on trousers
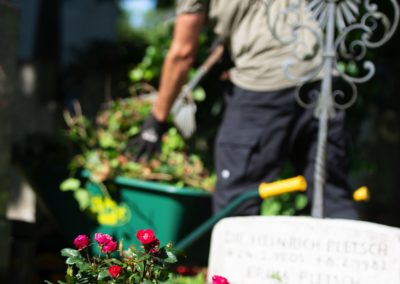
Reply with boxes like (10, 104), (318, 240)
(215, 128), (263, 185)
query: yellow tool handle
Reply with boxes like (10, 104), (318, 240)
(353, 186), (369, 202)
(258, 176), (307, 199)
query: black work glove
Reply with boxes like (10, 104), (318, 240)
(127, 113), (168, 161)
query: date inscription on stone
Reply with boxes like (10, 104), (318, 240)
(208, 216), (400, 284)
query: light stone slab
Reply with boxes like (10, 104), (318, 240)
(6, 176), (36, 223)
(208, 216), (400, 284)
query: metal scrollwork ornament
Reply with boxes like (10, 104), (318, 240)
(264, 0), (399, 218)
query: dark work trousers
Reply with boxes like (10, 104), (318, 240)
(213, 83), (359, 219)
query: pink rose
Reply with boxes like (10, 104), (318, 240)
(73, 235), (90, 250)
(102, 240), (117, 253)
(94, 233), (113, 246)
(136, 229), (158, 245)
(108, 265), (122, 278)
(212, 275), (230, 284)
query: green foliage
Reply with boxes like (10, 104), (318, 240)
(269, 272), (284, 283)
(60, 178), (81, 192)
(127, 14), (213, 101)
(49, 231), (179, 284)
(129, 45), (168, 84)
(73, 189), (91, 211)
(165, 273), (205, 284)
(191, 88), (206, 102)
(60, 178), (92, 210)
(64, 96), (216, 193)
(261, 193), (308, 216)
(127, 12), (173, 86)
(337, 60), (360, 77)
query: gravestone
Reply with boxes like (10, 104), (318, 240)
(208, 216), (400, 284)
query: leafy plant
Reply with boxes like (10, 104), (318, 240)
(62, 95), (216, 211)
(46, 229), (179, 284)
(47, 228), (230, 284)
(261, 193), (308, 216)
(68, 96), (215, 187)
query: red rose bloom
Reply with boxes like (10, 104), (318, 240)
(136, 229), (157, 245)
(73, 235), (90, 250)
(102, 240), (117, 253)
(94, 233), (113, 246)
(108, 265), (122, 278)
(212, 275), (230, 284)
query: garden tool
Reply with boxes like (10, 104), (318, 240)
(175, 175), (307, 250)
(353, 186), (369, 202)
(171, 43), (224, 138)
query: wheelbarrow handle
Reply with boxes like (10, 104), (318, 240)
(175, 176), (307, 250)
(259, 176), (306, 199)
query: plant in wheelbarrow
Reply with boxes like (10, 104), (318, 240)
(60, 93), (216, 212)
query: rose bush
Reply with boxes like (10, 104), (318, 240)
(46, 229), (179, 284)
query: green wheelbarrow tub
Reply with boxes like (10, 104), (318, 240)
(82, 171), (213, 265)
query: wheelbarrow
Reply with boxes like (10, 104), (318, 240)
(175, 176), (308, 251)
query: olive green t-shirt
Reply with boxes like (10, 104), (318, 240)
(176, 0), (322, 91)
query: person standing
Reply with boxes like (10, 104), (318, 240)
(130, 0), (359, 219)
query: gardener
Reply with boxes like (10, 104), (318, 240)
(130, 0), (359, 219)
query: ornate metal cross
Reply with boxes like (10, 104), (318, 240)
(264, 0), (399, 218)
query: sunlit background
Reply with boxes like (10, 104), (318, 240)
(120, 0), (156, 27)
